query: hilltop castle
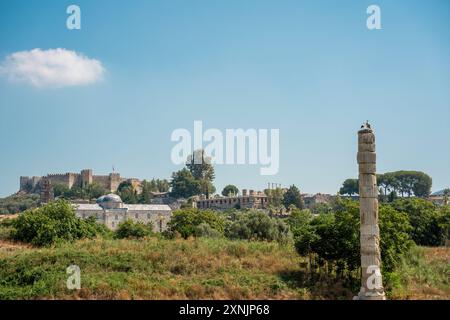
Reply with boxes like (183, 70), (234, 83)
(20, 169), (142, 194)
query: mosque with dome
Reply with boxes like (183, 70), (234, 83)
(74, 193), (172, 231)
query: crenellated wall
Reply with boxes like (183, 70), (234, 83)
(19, 169), (141, 194)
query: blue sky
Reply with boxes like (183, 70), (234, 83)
(0, 0), (449, 197)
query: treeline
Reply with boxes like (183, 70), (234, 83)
(116, 179), (170, 204)
(164, 208), (291, 243)
(54, 183), (108, 200)
(52, 178), (170, 204)
(339, 170), (433, 199)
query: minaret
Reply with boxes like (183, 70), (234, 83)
(356, 121), (386, 300)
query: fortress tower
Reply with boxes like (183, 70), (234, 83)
(81, 169), (93, 188)
(355, 122), (386, 300)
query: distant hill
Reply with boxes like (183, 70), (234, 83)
(0, 192), (40, 215)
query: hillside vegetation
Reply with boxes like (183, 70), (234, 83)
(0, 236), (448, 300)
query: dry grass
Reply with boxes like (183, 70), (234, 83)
(0, 237), (311, 300)
(0, 236), (448, 300)
(389, 246), (450, 300)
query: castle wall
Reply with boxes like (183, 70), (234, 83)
(20, 169), (141, 194)
(46, 173), (79, 189)
(92, 175), (111, 191)
(109, 173), (122, 192)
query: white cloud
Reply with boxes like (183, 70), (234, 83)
(0, 48), (104, 88)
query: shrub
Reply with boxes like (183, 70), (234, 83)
(378, 204), (413, 272)
(0, 193), (40, 214)
(167, 208), (225, 239)
(115, 219), (153, 239)
(391, 198), (446, 246)
(225, 210), (292, 244)
(437, 205), (450, 244)
(11, 199), (108, 246)
(194, 223), (223, 238)
(292, 199), (412, 276)
(286, 209), (318, 256)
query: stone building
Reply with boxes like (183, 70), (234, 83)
(20, 169), (142, 194)
(429, 189), (450, 206)
(303, 193), (333, 208)
(195, 189), (269, 210)
(74, 194), (172, 232)
(39, 177), (54, 204)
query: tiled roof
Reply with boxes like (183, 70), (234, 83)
(124, 204), (172, 211)
(74, 204), (103, 210)
(74, 203), (172, 211)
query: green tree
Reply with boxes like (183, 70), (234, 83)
(68, 185), (85, 199)
(283, 185), (305, 209)
(221, 185), (239, 197)
(53, 184), (70, 198)
(265, 188), (284, 209)
(410, 172), (432, 198)
(442, 188), (450, 206)
(170, 168), (200, 199)
(166, 208), (225, 239)
(383, 171), (432, 198)
(437, 205), (450, 244)
(391, 198), (446, 246)
(186, 149), (216, 197)
(85, 183), (107, 199)
(293, 199), (412, 276)
(155, 179), (170, 192)
(115, 219), (153, 239)
(11, 199), (109, 246)
(139, 180), (153, 204)
(225, 210), (292, 244)
(339, 179), (359, 196)
(287, 209), (318, 256)
(117, 181), (138, 203)
(194, 222), (223, 238)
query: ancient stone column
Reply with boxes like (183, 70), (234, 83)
(356, 122), (386, 300)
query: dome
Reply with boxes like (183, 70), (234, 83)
(97, 194), (122, 203)
(97, 194), (123, 209)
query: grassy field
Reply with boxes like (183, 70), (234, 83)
(0, 234), (448, 300)
(0, 237), (313, 299)
(389, 246), (450, 300)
